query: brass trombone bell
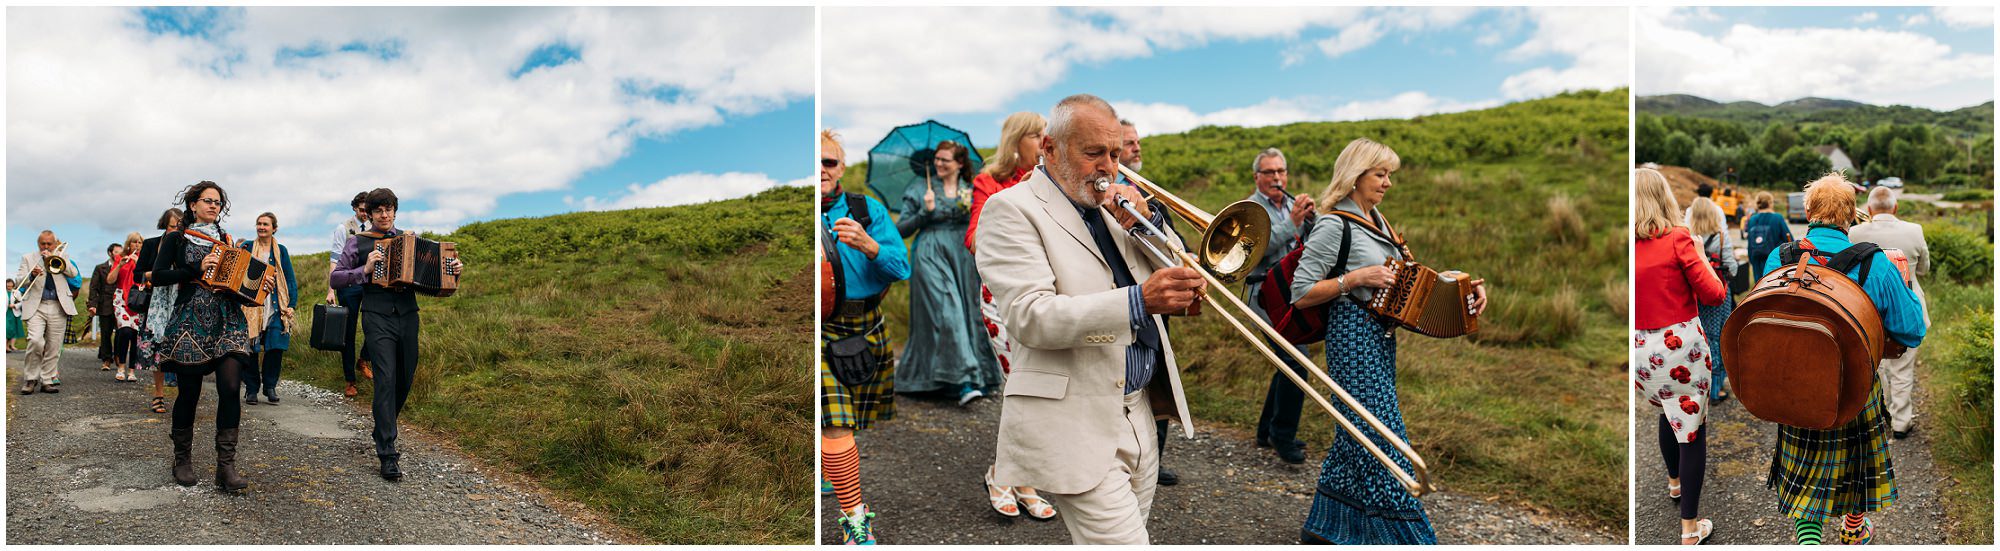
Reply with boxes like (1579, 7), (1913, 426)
(1115, 165), (1270, 283)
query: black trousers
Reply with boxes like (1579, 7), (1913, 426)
(243, 348), (285, 396)
(169, 355), (245, 431)
(113, 327), (138, 365)
(96, 315), (116, 361)
(338, 292), (368, 383)
(1256, 334), (1313, 451)
(363, 309), (420, 459)
(1657, 414), (1707, 520)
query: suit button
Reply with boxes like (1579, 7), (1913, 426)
(1116, 380), (1124, 389)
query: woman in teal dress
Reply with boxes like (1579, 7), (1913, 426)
(7, 279), (23, 351)
(892, 140), (1000, 405)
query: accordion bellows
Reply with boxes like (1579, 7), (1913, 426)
(370, 234), (460, 297)
(200, 247), (271, 306)
(1364, 258), (1479, 338)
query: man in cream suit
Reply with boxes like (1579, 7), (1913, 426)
(976, 94), (1205, 544)
(1849, 186), (1929, 439)
(13, 230), (82, 394)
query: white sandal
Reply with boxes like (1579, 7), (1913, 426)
(1017, 488), (1057, 520)
(984, 466), (1020, 518)
(1668, 481), (1681, 502)
(1681, 518), (1713, 545)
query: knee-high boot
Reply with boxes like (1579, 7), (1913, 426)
(170, 428), (196, 486)
(214, 428), (248, 491)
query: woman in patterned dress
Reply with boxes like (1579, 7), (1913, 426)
(1685, 197), (1736, 402)
(1759, 174), (1926, 545)
(149, 182), (259, 492)
(1632, 168), (1726, 544)
(110, 232), (144, 383)
(1287, 139), (1486, 544)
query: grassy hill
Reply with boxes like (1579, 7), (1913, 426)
(1638, 94), (1993, 136)
(1638, 94), (1994, 192)
(840, 89), (1630, 527)
(277, 187), (812, 543)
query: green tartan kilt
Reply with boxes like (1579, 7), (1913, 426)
(821, 308), (895, 429)
(1769, 382), (1897, 521)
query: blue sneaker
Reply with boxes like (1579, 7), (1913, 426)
(821, 478), (835, 496)
(837, 504), (877, 545)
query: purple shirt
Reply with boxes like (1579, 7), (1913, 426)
(329, 228), (398, 290)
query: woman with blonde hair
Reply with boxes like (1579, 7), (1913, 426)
(1685, 197), (1736, 402)
(963, 111), (1058, 522)
(1288, 138), (1485, 544)
(1632, 168), (1723, 544)
(1759, 173), (1925, 545)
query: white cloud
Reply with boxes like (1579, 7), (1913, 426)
(7, 7), (812, 243)
(823, 6), (1588, 162)
(1499, 7), (1631, 100)
(1903, 13), (1931, 27)
(1932, 7), (1993, 29)
(1852, 12), (1879, 25)
(568, 172), (809, 211)
(1112, 92), (1501, 137)
(1635, 12), (1995, 110)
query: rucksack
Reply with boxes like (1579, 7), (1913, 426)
(1720, 238), (1888, 429)
(821, 192), (875, 313)
(1256, 210), (1399, 345)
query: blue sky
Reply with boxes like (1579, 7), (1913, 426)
(1637, 6), (1993, 109)
(7, 6), (812, 264)
(822, 7), (1627, 156)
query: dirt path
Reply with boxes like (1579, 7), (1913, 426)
(820, 393), (1620, 545)
(1632, 374), (1956, 545)
(6, 347), (615, 544)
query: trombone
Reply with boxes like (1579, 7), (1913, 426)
(44, 241), (70, 276)
(1100, 165), (1435, 497)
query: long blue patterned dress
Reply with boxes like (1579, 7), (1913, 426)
(1301, 300), (1436, 544)
(891, 179), (999, 395)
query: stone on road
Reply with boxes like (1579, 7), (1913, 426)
(7, 347), (614, 544)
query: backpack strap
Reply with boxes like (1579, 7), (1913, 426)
(845, 192), (873, 229)
(1826, 242), (1880, 284)
(1325, 216), (1355, 303)
(822, 226), (847, 302)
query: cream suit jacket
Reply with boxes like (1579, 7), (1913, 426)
(14, 251), (79, 317)
(975, 166), (1194, 495)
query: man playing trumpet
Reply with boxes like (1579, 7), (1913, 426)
(975, 94), (1203, 544)
(14, 231), (82, 394)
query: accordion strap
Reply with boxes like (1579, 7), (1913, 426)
(183, 229), (230, 247)
(1327, 210), (1415, 263)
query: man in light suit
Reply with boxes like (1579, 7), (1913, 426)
(1849, 186), (1929, 439)
(976, 94), (1205, 544)
(13, 230), (82, 394)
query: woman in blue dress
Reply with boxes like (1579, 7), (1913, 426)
(237, 212), (298, 405)
(1287, 139), (1486, 544)
(892, 140), (1000, 405)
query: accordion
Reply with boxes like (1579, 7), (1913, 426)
(199, 247), (271, 306)
(1363, 258), (1479, 338)
(370, 233), (459, 297)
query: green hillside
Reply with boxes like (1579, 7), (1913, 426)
(841, 89), (1630, 527)
(1637, 94), (1995, 190)
(283, 187), (812, 543)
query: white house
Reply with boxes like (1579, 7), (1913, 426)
(1812, 145), (1856, 175)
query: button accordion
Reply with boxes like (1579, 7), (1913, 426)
(1363, 258), (1479, 338)
(192, 234), (271, 306)
(370, 233), (459, 297)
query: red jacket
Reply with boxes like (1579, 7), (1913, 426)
(1634, 227), (1727, 330)
(965, 166), (1031, 251)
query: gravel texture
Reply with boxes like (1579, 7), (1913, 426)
(7, 347), (616, 544)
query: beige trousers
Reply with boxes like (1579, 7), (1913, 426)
(1043, 389), (1160, 545)
(1876, 349), (1918, 433)
(22, 299), (67, 384)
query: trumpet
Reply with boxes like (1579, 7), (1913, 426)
(1100, 165), (1435, 497)
(43, 241), (70, 275)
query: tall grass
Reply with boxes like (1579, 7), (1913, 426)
(846, 90), (1631, 526)
(285, 187), (812, 544)
(1914, 275), (1993, 545)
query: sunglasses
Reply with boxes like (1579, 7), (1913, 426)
(821, 158), (840, 169)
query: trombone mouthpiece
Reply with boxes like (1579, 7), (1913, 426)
(1091, 176), (1112, 193)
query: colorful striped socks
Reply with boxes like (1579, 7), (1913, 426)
(1793, 517), (1822, 545)
(822, 434), (864, 514)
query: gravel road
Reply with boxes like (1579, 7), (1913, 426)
(820, 392), (1621, 545)
(6, 347), (616, 544)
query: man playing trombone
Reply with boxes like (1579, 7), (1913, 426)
(14, 230), (82, 394)
(975, 94), (1202, 544)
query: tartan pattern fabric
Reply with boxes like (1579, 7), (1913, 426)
(1769, 383), (1897, 522)
(821, 308), (895, 429)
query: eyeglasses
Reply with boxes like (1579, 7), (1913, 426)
(1257, 169), (1288, 176)
(196, 198), (223, 206)
(821, 158), (840, 169)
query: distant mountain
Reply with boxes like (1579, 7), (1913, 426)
(1638, 94), (1992, 136)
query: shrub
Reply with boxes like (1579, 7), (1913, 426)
(1924, 223), (1993, 284)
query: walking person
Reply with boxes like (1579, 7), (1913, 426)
(90, 243), (122, 373)
(1848, 186), (1930, 439)
(1742, 191), (1793, 281)
(1244, 147), (1317, 465)
(239, 213), (297, 405)
(14, 230), (81, 394)
(1686, 197), (1736, 402)
(110, 233), (145, 383)
(136, 208), (183, 411)
(894, 140), (1002, 405)
(1633, 168), (1723, 544)
(150, 181), (257, 491)
(328, 192), (373, 398)
(7, 279), (23, 352)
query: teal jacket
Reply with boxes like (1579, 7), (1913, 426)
(1762, 225), (1926, 347)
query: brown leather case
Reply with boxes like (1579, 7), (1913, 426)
(1721, 253), (1884, 429)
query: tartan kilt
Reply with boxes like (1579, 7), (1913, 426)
(1768, 382), (1897, 521)
(821, 308), (895, 429)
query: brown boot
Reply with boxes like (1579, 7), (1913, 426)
(214, 428), (248, 492)
(170, 428), (196, 486)
(359, 360), (373, 380)
(344, 382), (358, 398)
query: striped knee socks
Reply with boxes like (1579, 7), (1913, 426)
(822, 434), (863, 514)
(1794, 517), (1822, 545)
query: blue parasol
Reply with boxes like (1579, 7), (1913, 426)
(865, 120), (984, 214)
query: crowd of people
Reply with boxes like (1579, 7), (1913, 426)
(8, 183), (462, 490)
(1633, 168), (1929, 545)
(819, 93), (1486, 545)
